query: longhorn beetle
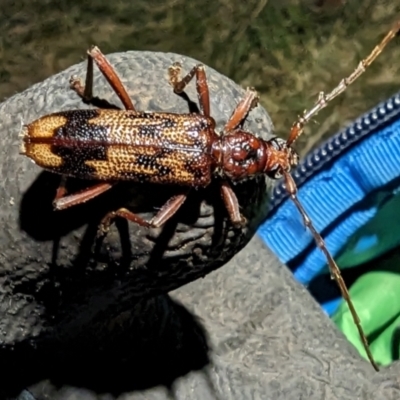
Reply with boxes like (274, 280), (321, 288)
(21, 21), (400, 371)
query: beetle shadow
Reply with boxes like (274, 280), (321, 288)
(143, 185), (223, 273)
(174, 91), (200, 113)
(1, 294), (213, 399)
(79, 95), (121, 110)
(14, 173), (223, 399)
(18, 169), (232, 308)
(19, 170), (251, 300)
(19, 172), (99, 241)
(19, 171), (192, 244)
(16, 174), (151, 284)
(19, 160), (227, 269)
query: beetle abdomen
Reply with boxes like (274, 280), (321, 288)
(21, 109), (217, 186)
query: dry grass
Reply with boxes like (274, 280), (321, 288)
(1, 0), (399, 155)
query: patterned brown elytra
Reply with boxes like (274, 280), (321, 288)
(21, 21), (400, 371)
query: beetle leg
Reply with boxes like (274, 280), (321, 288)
(70, 53), (117, 110)
(69, 50), (95, 103)
(98, 192), (189, 236)
(70, 46), (135, 111)
(53, 182), (115, 210)
(220, 180), (246, 226)
(224, 88), (259, 134)
(168, 63), (210, 117)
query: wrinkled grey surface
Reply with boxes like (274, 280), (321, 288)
(18, 237), (400, 400)
(0, 50), (274, 350)
(1, 51), (400, 399)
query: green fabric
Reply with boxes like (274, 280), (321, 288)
(333, 268), (400, 365)
(336, 191), (400, 270)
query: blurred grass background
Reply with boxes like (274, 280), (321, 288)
(1, 0), (399, 156)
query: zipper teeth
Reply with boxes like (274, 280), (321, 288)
(269, 91), (400, 212)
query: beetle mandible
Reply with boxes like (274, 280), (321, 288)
(20, 21), (400, 371)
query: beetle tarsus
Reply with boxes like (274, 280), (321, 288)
(169, 63), (210, 116)
(69, 76), (87, 99)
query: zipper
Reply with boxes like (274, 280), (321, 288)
(269, 91), (400, 213)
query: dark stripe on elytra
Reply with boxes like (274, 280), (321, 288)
(54, 109), (109, 143)
(53, 109), (108, 159)
(136, 118), (177, 138)
(51, 146), (105, 178)
(136, 153), (173, 177)
(184, 155), (209, 181)
(49, 110), (109, 176)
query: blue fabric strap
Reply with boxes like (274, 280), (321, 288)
(258, 98), (400, 294)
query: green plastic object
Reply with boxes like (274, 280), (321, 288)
(332, 267), (400, 366)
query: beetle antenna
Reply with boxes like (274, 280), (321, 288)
(286, 20), (400, 147)
(283, 171), (379, 371)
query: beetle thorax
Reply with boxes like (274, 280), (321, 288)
(211, 132), (299, 182)
(211, 131), (268, 181)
